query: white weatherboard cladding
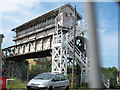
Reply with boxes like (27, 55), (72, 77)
(29, 35), (36, 41)
(44, 31), (48, 37)
(47, 28), (55, 36)
(61, 6), (74, 17)
(63, 13), (68, 27)
(29, 27), (34, 32)
(58, 12), (74, 28)
(63, 13), (73, 28)
(26, 28), (29, 33)
(36, 32), (45, 39)
(21, 30), (25, 35)
(34, 24), (38, 30)
(22, 37), (28, 43)
(58, 12), (64, 27)
(16, 40), (21, 45)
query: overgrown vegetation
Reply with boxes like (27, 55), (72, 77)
(102, 67), (119, 88)
(67, 66), (119, 89)
(29, 59), (51, 80)
(6, 78), (27, 89)
(6, 59), (119, 89)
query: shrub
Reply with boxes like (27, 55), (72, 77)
(6, 78), (27, 88)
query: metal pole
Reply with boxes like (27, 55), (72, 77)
(0, 34), (4, 89)
(71, 6), (76, 88)
(0, 34), (4, 73)
(84, 2), (102, 88)
(117, 1), (120, 85)
(27, 65), (29, 82)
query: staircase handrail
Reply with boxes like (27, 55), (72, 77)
(101, 73), (110, 88)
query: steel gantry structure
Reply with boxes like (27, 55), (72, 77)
(2, 3), (110, 88)
(52, 12), (88, 81)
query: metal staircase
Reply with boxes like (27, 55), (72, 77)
(52, 13), (110, 88)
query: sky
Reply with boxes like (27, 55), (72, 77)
(0, 1), (118, 68)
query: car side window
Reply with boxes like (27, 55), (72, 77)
(60, 74), (66, 81)
(52, 74), (60, 82)
(65, 75), (68, 80)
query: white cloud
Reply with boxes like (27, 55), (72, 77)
(1, 28), (15, 48)
(0, 0), (40, 30)
(98, 28), (106, 33)
(0, 0), (41, 48)
(0, 0), (36, 13)
(1, 1), (60, 48)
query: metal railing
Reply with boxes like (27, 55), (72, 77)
(17, 19), (55, 37)
(62, 18), (110, 88)
(102, 74), (110, 88)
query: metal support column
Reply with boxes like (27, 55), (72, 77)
(118, 1), (120, 71)
(0, 34), (4, 89)
(84, 2), (102, 88)
(0, 34), (4, 74)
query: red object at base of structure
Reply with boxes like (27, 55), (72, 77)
(0, 76), (8, 90)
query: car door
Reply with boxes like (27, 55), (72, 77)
(60, 74), (67, 88)
(51, 74), (61, 88)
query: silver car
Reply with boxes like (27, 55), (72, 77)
(27, 73), (69, 90)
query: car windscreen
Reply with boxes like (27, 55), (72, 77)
(34, 73), (54, 80)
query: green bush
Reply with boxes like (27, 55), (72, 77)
(29, 64), (42, 80)
(6, 78), (27, 88)
(102, 67), (119, 88)
(29, 60), (51, 80)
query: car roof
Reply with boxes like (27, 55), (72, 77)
(40, 72), (64, 75)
